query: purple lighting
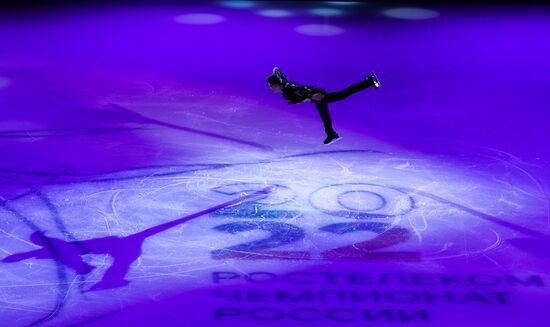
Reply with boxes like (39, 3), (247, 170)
(0, 2), (549, 327)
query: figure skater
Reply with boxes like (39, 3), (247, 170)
(266, 67), (380, 144)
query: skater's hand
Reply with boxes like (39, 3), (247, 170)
(311, 93), (325, 101)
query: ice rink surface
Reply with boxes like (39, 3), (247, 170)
(0, 2), (549, 326)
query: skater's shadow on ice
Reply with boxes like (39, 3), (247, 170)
(1, 187), (273, 291)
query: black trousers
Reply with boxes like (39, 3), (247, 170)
(314, 79), (371, 136)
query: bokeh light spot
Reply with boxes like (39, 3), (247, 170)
(310, 8), (344, 16)
(295, 24), (344, 36)
(220, 1), (256, 9)
(325, 1), (360, 5)
(174, 14), (226, 25)
(257, 9), (293, 18)
(382, 7), (440, 20)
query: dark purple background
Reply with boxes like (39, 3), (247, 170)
(0, 2), (549, 326)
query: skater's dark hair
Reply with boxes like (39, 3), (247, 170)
(266, 74), (281, 85)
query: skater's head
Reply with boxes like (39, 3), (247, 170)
(266, 75), (283, 93)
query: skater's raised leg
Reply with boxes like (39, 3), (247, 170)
(325, 71), (381, 103)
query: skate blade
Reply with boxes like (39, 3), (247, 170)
(325, 136), (343, 145)
(371, 72), (381, 89)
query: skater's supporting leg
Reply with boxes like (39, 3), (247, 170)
(315, 101), (337, 136)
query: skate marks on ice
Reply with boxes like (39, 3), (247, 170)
(0, 103), (270, 150)
(0, 197), (69, 327)
(102, 104), (272, 151)
(453, 144), (550, 258)
(0, 127), (146, 139)
(2, 148), (547, 263)
(1, 149), (549, 325)
(0, 150), (385, 185)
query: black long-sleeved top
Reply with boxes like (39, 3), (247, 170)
(272, 68), (325, 104)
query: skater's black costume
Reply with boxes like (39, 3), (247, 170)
(270, 68), (379, 144)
